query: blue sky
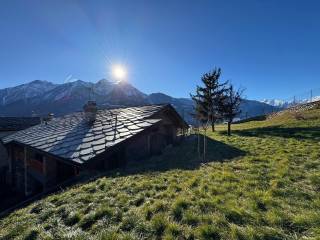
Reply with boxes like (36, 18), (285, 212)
(1, 0), (320, 100)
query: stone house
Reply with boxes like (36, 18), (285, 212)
(2, 104), (188, 196)
(0, 117), (40, 185)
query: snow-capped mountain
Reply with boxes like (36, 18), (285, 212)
(0, 79), (147, 116)
(0, 80), (56, 106)
(0, 79), (281, 122)
(261, 99), (288, 107)
(261, 96), (320, 108)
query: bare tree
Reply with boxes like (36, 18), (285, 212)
(220, 85), (244, 136)
(190, 88), (206, 160)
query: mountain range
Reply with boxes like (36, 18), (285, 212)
(261, 96), (320, 108)
(0, 79), (281, 123)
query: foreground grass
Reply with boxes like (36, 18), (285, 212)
(1, 109), (320, 240)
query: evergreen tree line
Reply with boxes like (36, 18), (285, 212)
(190, 67), (244, 136)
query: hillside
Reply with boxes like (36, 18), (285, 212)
(1, 108), (320, 239)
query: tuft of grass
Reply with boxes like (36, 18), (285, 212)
(197, 224), (221, 240)
(64, 211), (82, 226)
(23, 228), (39, 240)
(79, 212), (97, 230)
(151, 213), (168, 237)
(120, 213), (139, 232)
(171, 198), (190, 221)
(182, 210), (200, 226)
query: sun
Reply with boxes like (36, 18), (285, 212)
(111, 65), (127, 81)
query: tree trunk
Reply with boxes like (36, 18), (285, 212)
(203, 129), (206, 162)
(227, 122), (231, 136)
(197, 129), (200, 159)
(211, 123), (215, 132)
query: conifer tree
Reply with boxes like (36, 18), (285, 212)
(190, 67), (228, 162)
(191, 68), (227, 132)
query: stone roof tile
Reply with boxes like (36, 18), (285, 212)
(2, 104), (174, 164)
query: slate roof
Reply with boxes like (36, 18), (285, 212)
(0, 117), (41, 131)
(2, 105), (172, 165)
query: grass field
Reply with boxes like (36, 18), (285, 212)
(0, 109), (320, 240)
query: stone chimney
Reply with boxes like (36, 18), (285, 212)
(83, 100), (97, 123)
(43, 113), (54, 124)
(48, 113), (54, 121)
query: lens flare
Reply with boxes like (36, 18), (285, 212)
(111, 65), (127, 81)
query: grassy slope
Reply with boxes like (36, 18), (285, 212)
(1, 109), (320, 240)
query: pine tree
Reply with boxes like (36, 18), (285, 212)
(190, 67), (227, 162)
(191, 68), (227, 132)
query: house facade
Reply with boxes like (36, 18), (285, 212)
(3, 104), (188, 196)
(0, 117), (40, 185)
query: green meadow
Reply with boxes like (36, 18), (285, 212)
(1, 108), (320, 240)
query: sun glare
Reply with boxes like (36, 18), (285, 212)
(111, 65), (127, 81)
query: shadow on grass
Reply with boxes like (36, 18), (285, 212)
(0, 135), (246, 217)
(231, 126), (320, 141)
(124, 134), (246, 175)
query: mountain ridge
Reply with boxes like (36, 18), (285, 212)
(0, 80), (280, 123)
(261, 96), (320, 108)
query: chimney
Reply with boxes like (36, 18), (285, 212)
(43, 113), (54, 124)
(83, 100), (97, 123)
(48, 113), (54, 121)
